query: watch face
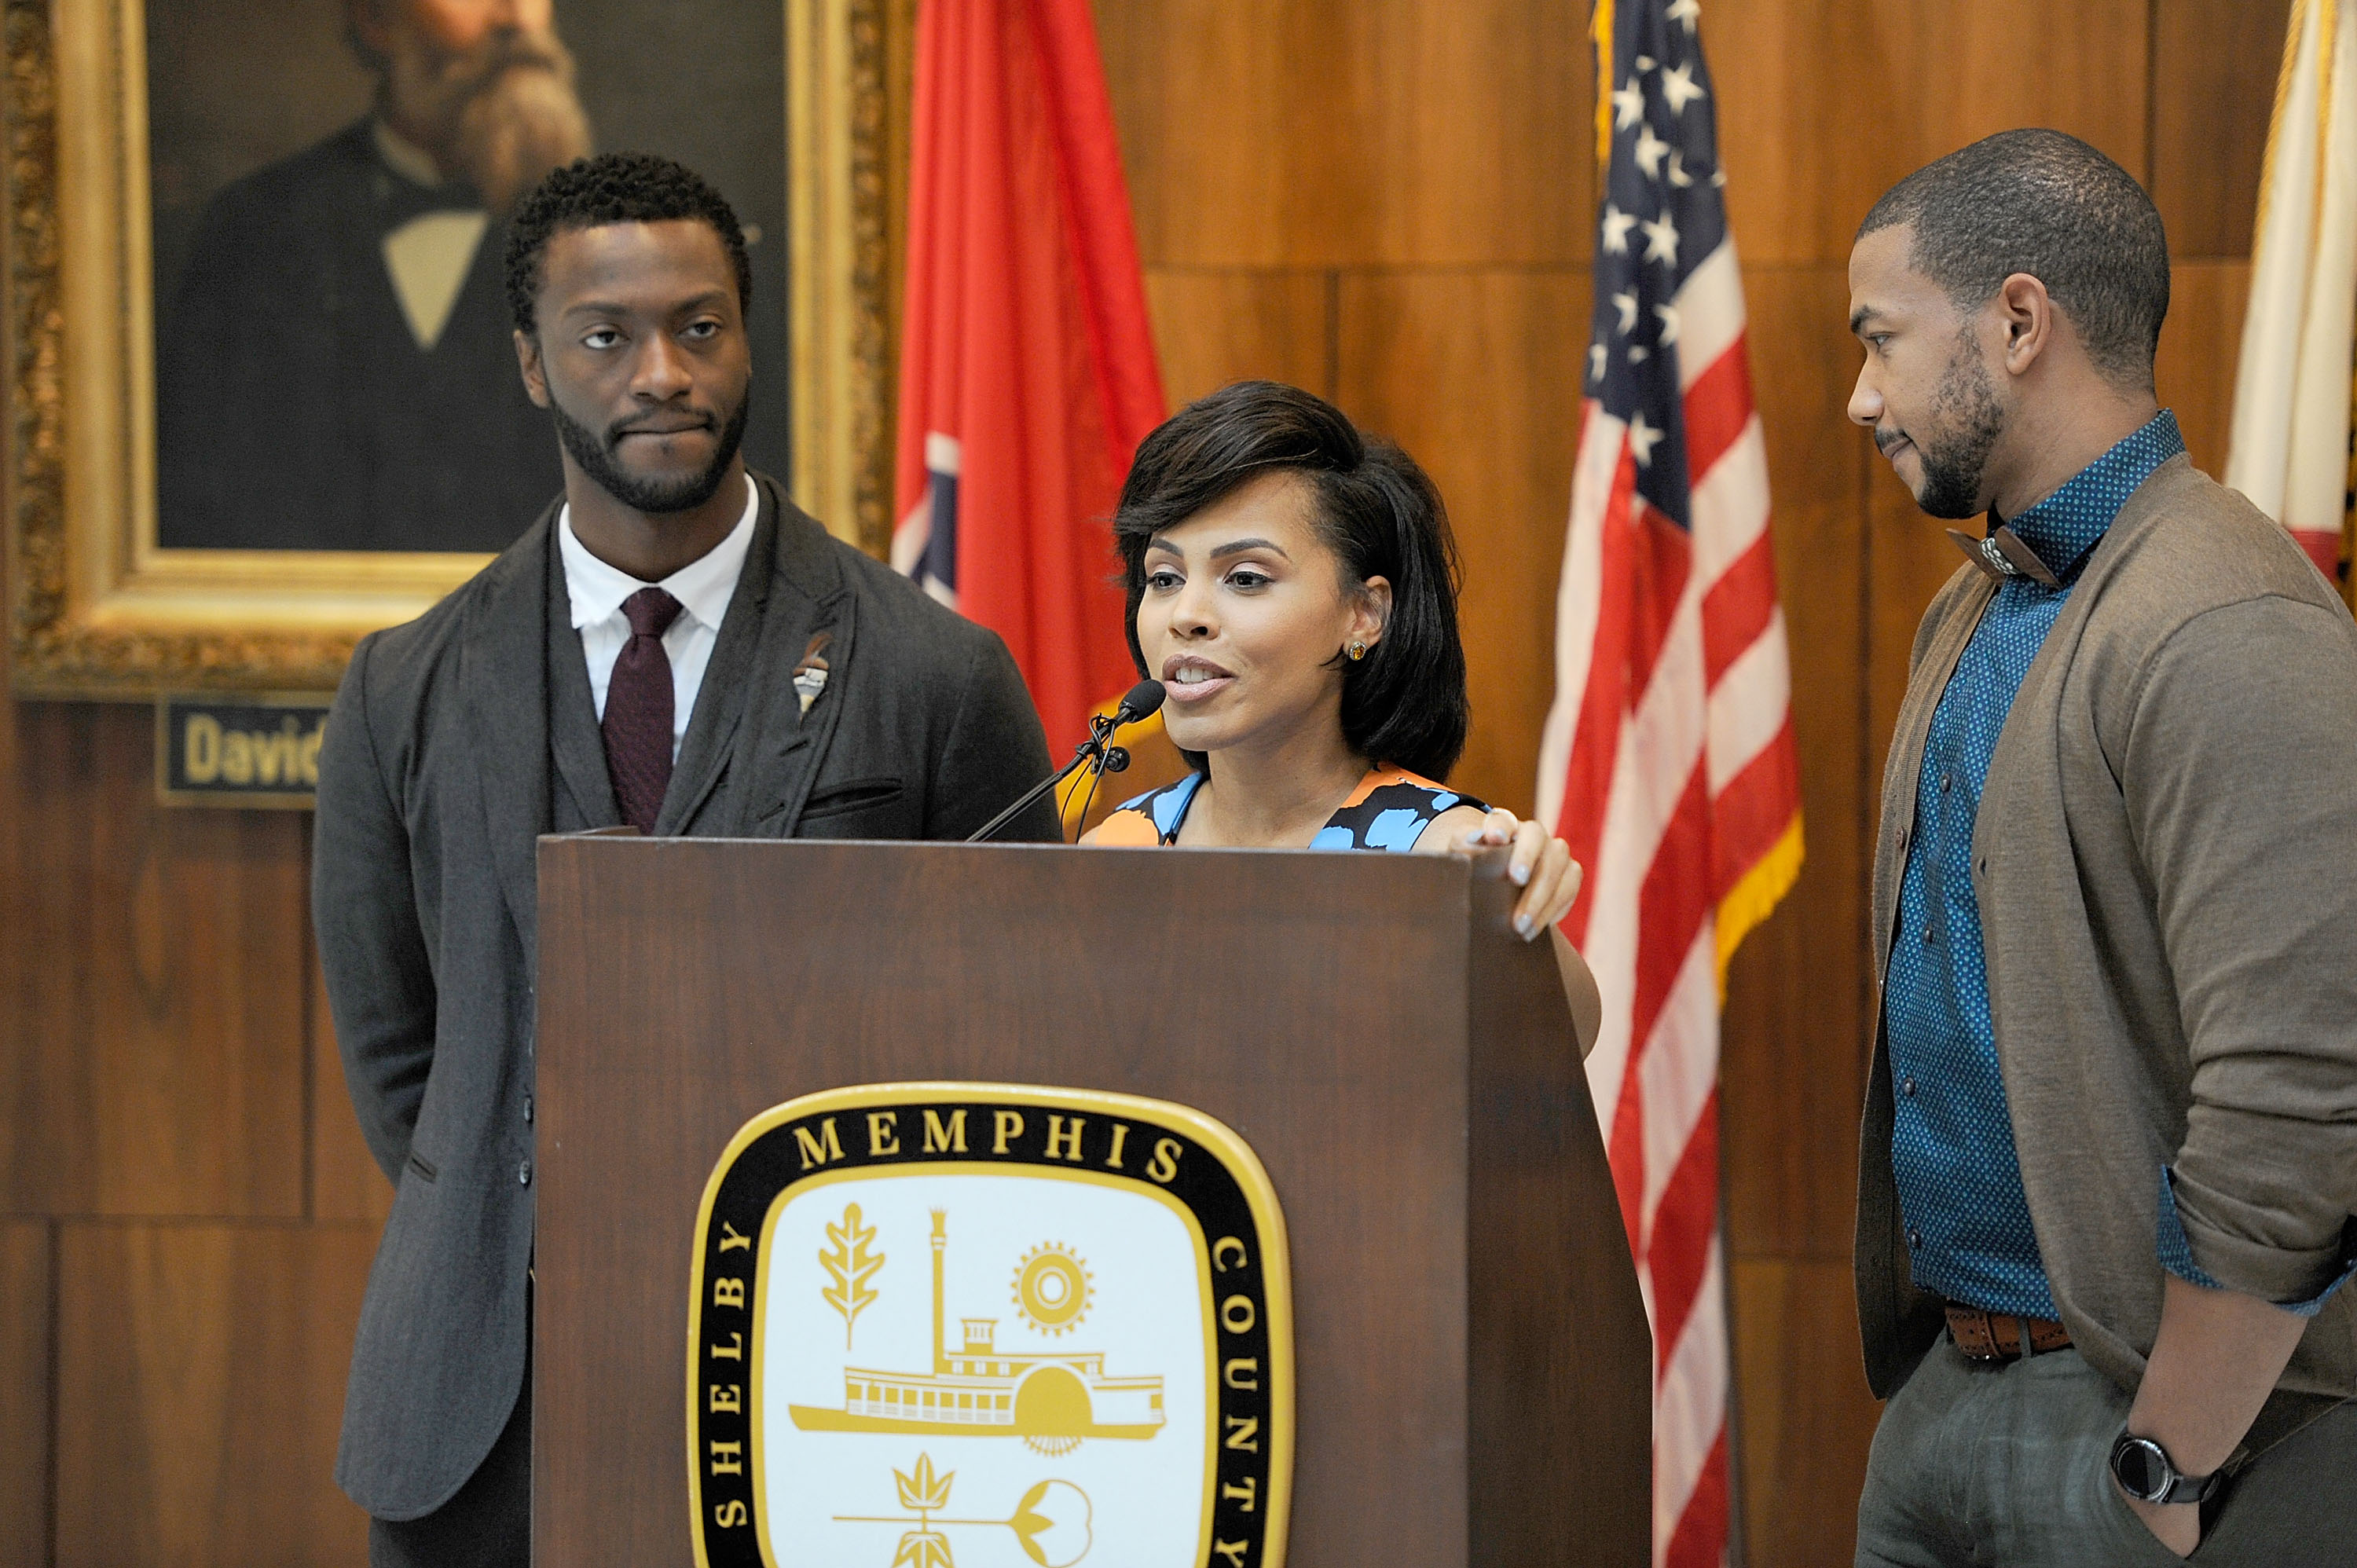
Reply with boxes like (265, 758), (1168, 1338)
(2115, 1436), (2168, 1500)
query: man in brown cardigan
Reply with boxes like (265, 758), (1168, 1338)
(1844, 130), (2357, 1564)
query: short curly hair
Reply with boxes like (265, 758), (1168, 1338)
(1858, 130), (2168, 390)
(504, 152), (752, 337)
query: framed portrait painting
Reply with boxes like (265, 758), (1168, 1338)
(7, 0), (901, 696)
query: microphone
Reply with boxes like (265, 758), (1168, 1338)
(966, 680), (1168, 844)
(1109, 679), (1167, 727)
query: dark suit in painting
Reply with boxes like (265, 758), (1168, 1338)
(156, 119), (560, 553)
(312, 472), (1060, 1530)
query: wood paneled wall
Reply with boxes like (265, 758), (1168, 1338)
(0, 699), (390, 1561)
(0, 3), (2289, 1563)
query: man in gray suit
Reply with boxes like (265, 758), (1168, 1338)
(312, 153), (1059, 1566)
(1844, 131), (2357, 1565)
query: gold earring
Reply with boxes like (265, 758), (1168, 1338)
(1347, 640), (1368, 661)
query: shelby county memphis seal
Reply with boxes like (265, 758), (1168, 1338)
(687, 1083), (1295, 1568)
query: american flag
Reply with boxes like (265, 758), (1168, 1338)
(1535, 2), (1804, 1563)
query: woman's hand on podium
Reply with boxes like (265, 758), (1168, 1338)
(1431, 804), (1603, 1057)
(1432, 805), (1583, 940)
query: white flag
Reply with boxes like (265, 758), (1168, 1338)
(2225, 0), (2356, 584)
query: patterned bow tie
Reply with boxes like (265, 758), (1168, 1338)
(1946, 525), (2061, 588)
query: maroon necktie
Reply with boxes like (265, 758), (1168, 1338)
(602, 586), (684, 832)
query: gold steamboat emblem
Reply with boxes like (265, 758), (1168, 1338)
(789, 1210), (1166, 1454)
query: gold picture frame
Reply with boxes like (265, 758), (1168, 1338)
(6, 0), (903, 698)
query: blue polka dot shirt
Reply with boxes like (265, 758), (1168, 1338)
(1884, 410), (2185, 1319)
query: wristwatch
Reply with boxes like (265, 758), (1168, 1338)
(2110, 1430), (2224, 1506)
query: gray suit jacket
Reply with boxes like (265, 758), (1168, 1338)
(1858, 456), (2357, 1427)
(313, 473), (1058, 1519)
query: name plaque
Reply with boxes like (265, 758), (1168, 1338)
(154, 694), (331, 808)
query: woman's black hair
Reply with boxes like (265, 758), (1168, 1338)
(1113, 380), (1470, 780)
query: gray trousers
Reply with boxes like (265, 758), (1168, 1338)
(1857, 1335), (2357, 1566)
(368, 1362), (530, 1568)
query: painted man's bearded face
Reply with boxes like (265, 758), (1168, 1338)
(355, 0), (594, 210)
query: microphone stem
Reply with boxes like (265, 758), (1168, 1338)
(966, 719), (1117, 844)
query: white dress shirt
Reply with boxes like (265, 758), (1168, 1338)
(559, 473), (758, 760)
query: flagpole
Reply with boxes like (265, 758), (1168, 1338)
(2342, 366), (2357, 611)
(1719, 1199), (1749, 1568)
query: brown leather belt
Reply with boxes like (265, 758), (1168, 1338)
(1947, 1304), (2071, 1361)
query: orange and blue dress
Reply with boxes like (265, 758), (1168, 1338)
(1094, 766), (1486, 851)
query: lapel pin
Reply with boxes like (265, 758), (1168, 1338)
(793, 631), (834, 715)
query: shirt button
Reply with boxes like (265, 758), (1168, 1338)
(1908, 1229), (1923, 1249)
(1922, 925), (1936, 946)
(1902, 1076), (1917, 1097)
(518, 1160), (532, 1187)
(1941, 773), (1954, 795)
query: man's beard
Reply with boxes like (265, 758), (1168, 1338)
(548, 391), (751, 515)
(383, 24), (593, 210)
(1908, 328), (2007, 520)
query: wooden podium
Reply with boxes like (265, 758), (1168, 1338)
(533, 837), (1650, 1566)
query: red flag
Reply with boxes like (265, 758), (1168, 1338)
(892, 0), (1167, 752)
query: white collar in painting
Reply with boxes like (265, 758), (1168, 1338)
(382, 211), (489, 351)
(372, 119), (485, 351)
(372, 118), (445, 189)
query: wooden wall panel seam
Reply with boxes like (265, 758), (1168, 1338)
(50, 1220), (377, 1562)
(18, 1216), (377, 1231)
(1140, 264), (1337, 278)
(301, 855), (317, 1225)
(47, 1219), (59, 1568)
(1322, 269), (1340, 402)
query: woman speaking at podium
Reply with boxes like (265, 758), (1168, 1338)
(1085, 380), (1601, 1053)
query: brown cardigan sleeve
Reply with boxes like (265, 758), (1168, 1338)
(2124, 592), (2357, 1306)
